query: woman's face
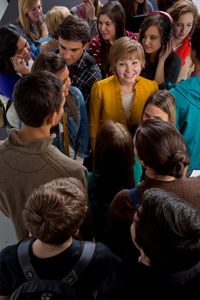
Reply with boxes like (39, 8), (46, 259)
(27, 0), (42, 23)
(173, 12), (194, 42)
(142, 25), (162, 55)
(15, 36), (31, 62)
(142, 104), (169, 122)
(98, 14), (116, 43)
(115, 55), (142, 86)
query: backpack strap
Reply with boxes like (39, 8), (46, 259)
(62, 241), (95, 286)
(128, 187), (141, 208)
(18, 238), (96, 285)
(17, 238), (39, 280)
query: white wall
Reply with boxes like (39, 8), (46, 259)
(193, 0), (200, 12)
(0, 0), (8, 21)
(0, 212), (17, 251)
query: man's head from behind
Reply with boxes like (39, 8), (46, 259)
(132, 188), (200, 273)
(57, 15), (90, 66)
(13, 71), (65, 127)
(23, 177), (87, 245)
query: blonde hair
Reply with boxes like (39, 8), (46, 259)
(94, 0), (103, 17)
(167, 0), (198, 28)
(45, 6), (71, 38)
(18, 0), (43, 41)
(109, 37), (145, 73)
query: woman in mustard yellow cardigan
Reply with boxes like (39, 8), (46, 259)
(89, 37), (158, 151)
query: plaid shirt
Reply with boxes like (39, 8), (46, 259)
(68, 50), (102, 107)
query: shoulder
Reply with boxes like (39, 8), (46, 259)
(170, 77), (199, 96)
(92, 76), (115, 90)
(167, 52), (182, 65)
(89, 35), (101, 47)
(69, 85), (84, 98)
(0, 243), (22, 294)
(95, 242), (121, 262)
(83, 51), (101, 72)
(48, 147), (87, 177)
(137, 76), (158, 89)
(0, 243), (18, 261)
(111, 189), (132, 220)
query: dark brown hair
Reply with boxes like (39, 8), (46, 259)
(93, 121), (134, 200)
(135, 188), (200, 272)
(135, 119), (189, 178)
(32, 52), (78, 123)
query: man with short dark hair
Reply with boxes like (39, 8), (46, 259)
(58, 15), (102, 108)
(0, 71), (87, 241)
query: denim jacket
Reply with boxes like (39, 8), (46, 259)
(15, 20), (51, 57)
(65, 86), (89, 158)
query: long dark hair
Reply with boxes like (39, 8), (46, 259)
(93, 121), (134, 202)
(139, 13), (172, 64)
(97, 1), (127, 77)
(0, 24), (22, 74)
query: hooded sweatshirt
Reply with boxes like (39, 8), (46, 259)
(170, 76), (200, 172)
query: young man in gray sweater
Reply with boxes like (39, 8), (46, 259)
(0, 71), (87, 240)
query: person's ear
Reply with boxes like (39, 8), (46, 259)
(46, 112), (57, 126)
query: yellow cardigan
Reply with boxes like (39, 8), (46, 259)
(89, 73), (158, 138)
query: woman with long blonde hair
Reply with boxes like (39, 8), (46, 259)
(17, 0), (50, 56)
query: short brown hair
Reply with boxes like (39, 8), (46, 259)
(23, 177), (87, 244)
(109, 37), (145, 73)
(58, 15), (90, 44)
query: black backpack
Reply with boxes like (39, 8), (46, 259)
(10, 238), (96, 300)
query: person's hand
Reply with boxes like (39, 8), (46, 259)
(84, 0), (96, 20)
(40, 22), (48, 38)
(11, 56), (30, 74)
(159, 37), (174, 62)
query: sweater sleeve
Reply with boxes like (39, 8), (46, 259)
(89, 80), (103, 139)
(165, 52), (182, 84)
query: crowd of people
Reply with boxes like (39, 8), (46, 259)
(0, 0), (200, 299)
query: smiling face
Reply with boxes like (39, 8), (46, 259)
(27, 0), (43, 23)
(142, 103), (169, 123)
(173, 12), (194, 42)
(15, 36), (31, 62)
(115, 54), (142, 86)
(142, 25), (162, 55)
(98, 14), (116, 43)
